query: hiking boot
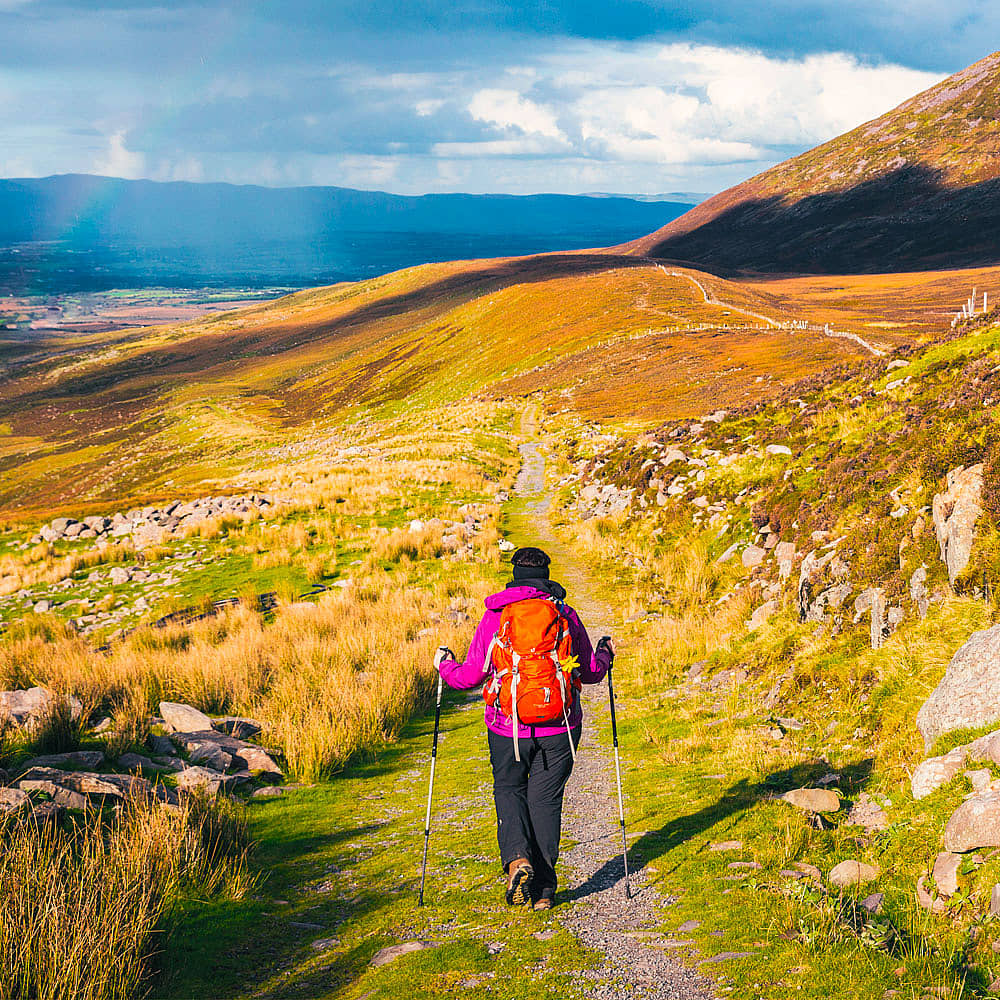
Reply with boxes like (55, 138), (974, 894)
(532, 888), (554, 911)
(505, 858), (534, 906)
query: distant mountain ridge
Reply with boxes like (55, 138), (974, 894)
(0, 174), (694, 294)
(629, 51), (1000, 274)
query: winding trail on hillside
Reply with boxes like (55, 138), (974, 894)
(653, 263), (887, 357)
(507, 407), (714, 1000)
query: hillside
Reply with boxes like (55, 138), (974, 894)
(628, 51), (1000, 274)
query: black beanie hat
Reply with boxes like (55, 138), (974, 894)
(511, 546), (551, 580)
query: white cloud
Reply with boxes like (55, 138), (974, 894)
(93, 131), (145, 179)
(468, 88), (565, 139)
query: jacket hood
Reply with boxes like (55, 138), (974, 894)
(485, 578), (567, 610)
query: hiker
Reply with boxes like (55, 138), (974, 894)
(437, 546), (614, 910)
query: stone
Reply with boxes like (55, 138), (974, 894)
(798, 549), (837, 619)
(0, 787), (30, 814)
(709, 840), (743, 851)
(19, 779), (89, 811)
(369, 941), (435, 967)
(910, 566), (930, 619)
(991, 884), (1000, 917)
(51, 517), (73, 532)
(932, 464), (984, 584)
(846, 792), (889, 831)
(716, 543), (740, 564)
(109, 567), (131, 586)
(742, 545), (766, 569)
(148, 732), (175, 755)
(916, 875), (947, 914)
(966, 768), (993, 794)
(967, 728), (1000, 766)
(15, 767), (135, 800)
(944, 790), (1000, 852)
(911, 747), (968, 799)
(33, 599), (53, 613)
(861, 892), (884, 914)
(781, 788), (840, 813)
(214, 717), (263, 740)
(233, 744), (282, 779)
(0, 687), (82, 727)
(917, 625), (1000, 748)
(16, 750), (105, 773)
(829, 860), (879, 888)
(252, 786), (284, 799)
(159, 701), (214, 733)
(118, 752), (178, 773)
(189, 743), (234, 772)
(932, 852), (962, 897)
(765, 444), (792, 456)
(747, 600), (779, 632)
(677, 920), (702, 932)
(175, 766), (235, 797)
(699, 952), (754, 964)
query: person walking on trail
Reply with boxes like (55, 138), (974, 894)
(437, 546), (614, 911)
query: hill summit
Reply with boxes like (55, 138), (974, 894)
(629, 50), (1000, 274)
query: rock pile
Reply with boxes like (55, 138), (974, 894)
(31, 493), (275, 548)
(0, 689), (283, 821)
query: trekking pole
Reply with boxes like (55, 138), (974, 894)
(601, 637), (632, 901)
(418, 648), (450, 906)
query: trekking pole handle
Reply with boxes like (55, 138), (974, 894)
(434, 646), (455, 669)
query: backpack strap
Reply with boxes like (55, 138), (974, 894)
(510, 650), (522, 762)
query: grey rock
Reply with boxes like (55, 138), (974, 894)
(932, 852), (962, 897)
(369, 941), (435, 967)
(967, 728), (1000, 765)
(148, 732), (175, 755)
(910, 566), (930, 619)
(252, 786), (284, 799)
(175, 766), (236, 797)
(32, 599), (53, 614)
(109, 567), (131, 586)
(0, 787), (30, 814)
(19, 779), (89, 811)
(828, 860), (878, 888)
(861, 892), (884, 914)
(159, 701), (214, 733)
(741, 545), (766, 569)
(932, 464), (984, 584)
(747, 600), (779, 632)
(17, 750), (105, 774)
(944, 790), (1000, 852)
(118, 752), (178, 773)
(911, 747), (969, 799)
(991, 884), (1000, 917)
(781, 787), (840, 813)
(0, 687), (81, 727)
(189, 743), (234, 772)
(699, 952), (754, 964)
(846, 792), (889, 831)
(917, 624), (1000, 748)
(765, 444), (792, 456)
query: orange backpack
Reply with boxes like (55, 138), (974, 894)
(483, 597), (581, 759)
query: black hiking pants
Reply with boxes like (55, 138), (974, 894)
(488, 726), (580, 899)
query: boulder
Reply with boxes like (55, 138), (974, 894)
(917, 624), (1000, 748)
(16, 750), (105, 774)
(189, 743), (234, 772)
(910, 566), (930, 619)
(747, 600), (779, 632)
(159, 701), (214, 733)
(19, 779), (90, 811)
(967, 728), (1000, 765)
(16, 767), (125, 799)
(944, 790), (1000, 852)
(0, 787), (30, 814)
(932, 464), (984, 584)
(781, 788), (841, 813)
(911, 747), (969, 799)
(829, 860), (879, 888)
(109, 567), (131, 586)
(175, 766), (236, 797)
(118, 752), (181, 773)
(775, 541), (796, 579)
(846, 792), (889, 831)
(932, 852), (962, 897)
(765, 444), (793, 456)
(0, 687), (82, 727)
(742, 545), (766, 569)
(916, 875), (947, 914)
(214, 717), (262, 740)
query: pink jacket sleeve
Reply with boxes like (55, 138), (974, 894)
(439, 610), (499, 691)
(564, 607), (611, 683)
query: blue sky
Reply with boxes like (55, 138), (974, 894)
(0, 1), (991, 195)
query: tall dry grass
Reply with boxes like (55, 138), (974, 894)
(0, 794), (252, 1000)
(0, 569), (486, 780)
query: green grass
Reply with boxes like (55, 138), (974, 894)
(154, 693), (602, 1000)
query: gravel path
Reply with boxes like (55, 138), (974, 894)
(511, 412), (714, 1000)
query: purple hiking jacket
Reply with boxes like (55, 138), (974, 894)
(438, 584), (611, 738)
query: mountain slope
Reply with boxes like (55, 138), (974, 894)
(628, 51), (1000, 275)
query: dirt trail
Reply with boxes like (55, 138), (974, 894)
(508, 407), (714, 1000)
(655, 263), (887, 357)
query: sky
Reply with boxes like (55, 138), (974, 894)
(0, 1), (993, 196)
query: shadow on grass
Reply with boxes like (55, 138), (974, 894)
(152, 692), (483, 1000)
(561, 757), (875, 905)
